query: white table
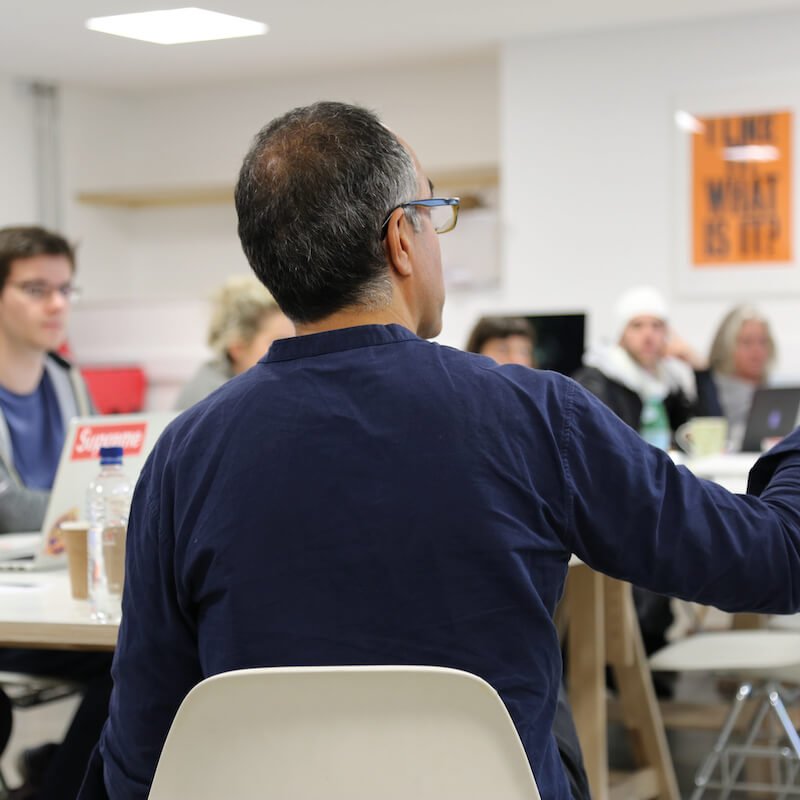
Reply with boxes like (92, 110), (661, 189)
(0, 572), (117, 650)
(679, 451), (758, 493)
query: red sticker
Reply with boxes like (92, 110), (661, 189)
(71, 423), (147, 460)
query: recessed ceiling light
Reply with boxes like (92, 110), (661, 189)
(85, 7), (268, 45)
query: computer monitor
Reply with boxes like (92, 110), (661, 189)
(523, 313), (586, 376)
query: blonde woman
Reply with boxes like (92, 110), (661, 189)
(708, 305), (776, 450)
(176, 276), (294, 410)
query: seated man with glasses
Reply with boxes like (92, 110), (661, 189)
(0, 226), (90, 534)
(0, 226), (111, 800)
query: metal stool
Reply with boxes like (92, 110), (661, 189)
(651, 630), (800, 798)
(0, 673), (79, 794)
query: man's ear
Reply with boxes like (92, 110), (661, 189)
(383, 209), (414, 278)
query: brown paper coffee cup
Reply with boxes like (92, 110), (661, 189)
(60, 521), (90, 600)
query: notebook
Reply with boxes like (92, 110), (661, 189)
(0, 412), (176, 571)
(741, 387), (800, 453)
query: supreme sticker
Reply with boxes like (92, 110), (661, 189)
(71, 423), (147, 460)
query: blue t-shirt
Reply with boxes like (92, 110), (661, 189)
(0, 371), (64, 490)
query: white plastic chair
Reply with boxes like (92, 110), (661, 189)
(147, 665), (541, 800)
(650, 630), (800, 799)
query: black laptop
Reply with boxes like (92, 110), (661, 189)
(741, 387), (800, 452)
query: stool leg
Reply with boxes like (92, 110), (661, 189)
(719, 688), (771, 800)
(691, 682), (753, 800)
(777, 760), (800, 800)
(770, 686), (800, 800)
(769, 686), (800, 759)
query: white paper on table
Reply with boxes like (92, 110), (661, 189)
(0, 582), (43, 593)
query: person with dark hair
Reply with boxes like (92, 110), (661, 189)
(82, 103), (800, 800)
(0, 226), (91, 532)
(465, 316), (536, 367)
(0, 226), (112, 800)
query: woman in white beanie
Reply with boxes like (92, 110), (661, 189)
(575, 286), (720, 450)
(573, 286), (721, 674)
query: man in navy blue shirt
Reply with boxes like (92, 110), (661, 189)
(82, 102), (800, 800)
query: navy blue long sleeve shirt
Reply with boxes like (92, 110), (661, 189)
(88, 324), (800, 800)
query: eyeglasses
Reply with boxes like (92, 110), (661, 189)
(380, 197), (460, 239)
(6, 281), (82, 303)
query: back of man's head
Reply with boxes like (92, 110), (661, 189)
(0, 226), (75, 290)
(235, 101), (419, 324)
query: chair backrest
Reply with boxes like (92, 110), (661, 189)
(148, 665), (541, 800)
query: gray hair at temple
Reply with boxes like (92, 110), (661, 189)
(708, 304), (776, 378)
(235, 101), (420, 324)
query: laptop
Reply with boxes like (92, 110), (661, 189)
(0, 412), (176, 571)
(741, 387), (800, 453)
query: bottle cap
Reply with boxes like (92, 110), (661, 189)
(99, 446), (124, 465)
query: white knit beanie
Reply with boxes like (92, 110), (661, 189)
(613, 286), (669, 343)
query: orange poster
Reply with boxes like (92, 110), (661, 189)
(692, 110), (792, 265)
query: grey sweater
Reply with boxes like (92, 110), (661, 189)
(174, 359), (233, 411)
(0, 354), (93, 533)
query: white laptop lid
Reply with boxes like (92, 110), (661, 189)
(7, 412), (175, 563)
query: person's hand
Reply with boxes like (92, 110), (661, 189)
(666, 331), (707, 371)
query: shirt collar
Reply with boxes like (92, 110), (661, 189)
(263, 324), (421, 364)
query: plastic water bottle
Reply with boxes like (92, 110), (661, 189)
(87, 446), (132, 621)
(640, 396), (671, 451)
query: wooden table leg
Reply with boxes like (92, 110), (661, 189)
(568, 563), (609, 800)
(605, 577), (680, 800)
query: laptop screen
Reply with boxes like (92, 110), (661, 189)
(40, 412), (176, 552)
(523, 313), (586, 376)
(741, 387), (800, 452)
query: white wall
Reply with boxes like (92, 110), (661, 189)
(58, 56), (499, 407)
(0, 77), (37, 226)
(36, 7), (800, 411)
(501, 8), (800, 380)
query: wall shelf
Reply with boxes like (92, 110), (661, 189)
(76, 186), (233, 208)
(75, 165), (498, 210)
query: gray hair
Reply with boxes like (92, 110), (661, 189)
(235, 102), (420, 323)
(708, 304), (776, 378)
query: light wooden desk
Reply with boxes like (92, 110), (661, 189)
(567, 563), (678, 800)
(0, 572), (117, 651)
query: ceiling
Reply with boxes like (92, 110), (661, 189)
(3, 0), (800, 90)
